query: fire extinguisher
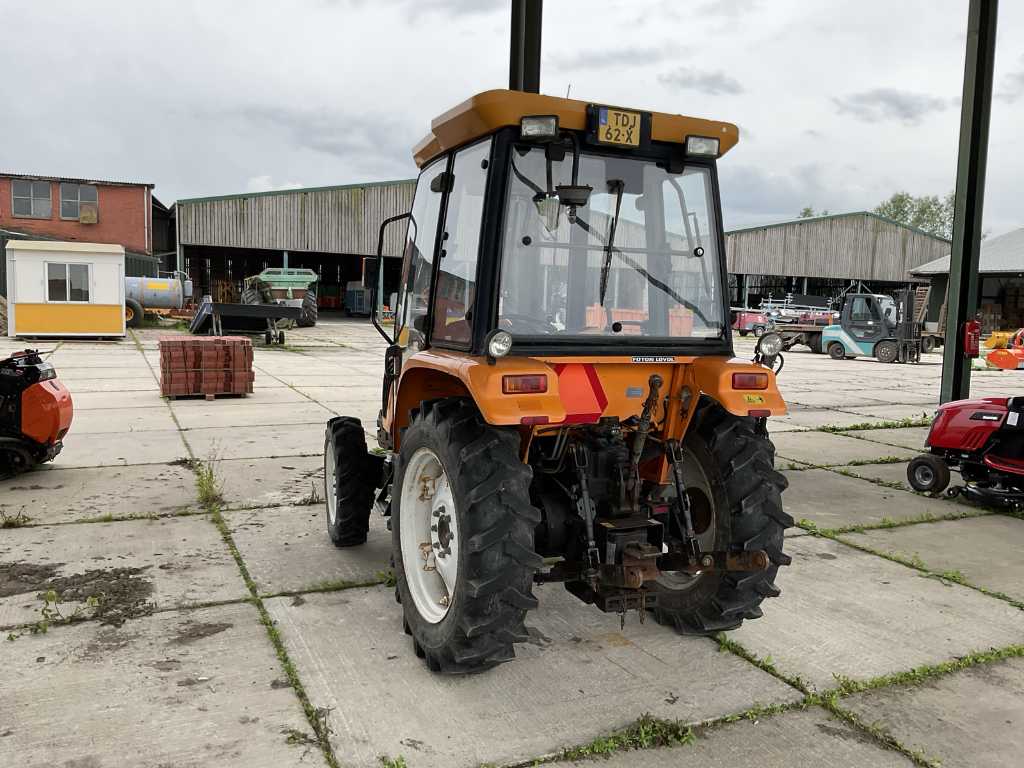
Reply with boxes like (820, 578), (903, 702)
(963, 318), (981, 358)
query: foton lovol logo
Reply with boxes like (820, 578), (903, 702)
(632, 356), (674, 363)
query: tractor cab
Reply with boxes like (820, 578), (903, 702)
(324, 89), (793, 675)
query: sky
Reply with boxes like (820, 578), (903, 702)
(2, 0), (1023, 235)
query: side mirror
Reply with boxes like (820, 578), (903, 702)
(371, 211), (412, 345)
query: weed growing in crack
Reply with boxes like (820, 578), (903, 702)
(0, 508), (31, 528)
(7, 590), (100, 640)
(560, 714), (695, 760)
(297, 481), (323, 506)
(378, 757), (408, 768)
(195, 454), (223, 506)
(817, 414), (932, 433)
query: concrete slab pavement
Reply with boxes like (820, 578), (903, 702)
(840, 426), (931, 451)
(843, 516), (1024, 602)
(836, 460), (913, 490)
(184, 424), (324, 460)
(218, 455), (326, 510)
(67, 405), (179, 434)
(729, 536), (1024, 691)
(771, 431), (917, 467)
(842, 657), (1024, 768)
(0, 602), (327, 768)
(266, 585), (802, 768)
(55, 428), (190, 468)
(0, 516), (246, 628)
(566, 706), (916, 767)
(225, 505), (390, 595)
(172, 400), (334, 431)
(0, 462), (198, 524)
(781, 468), (951, 530)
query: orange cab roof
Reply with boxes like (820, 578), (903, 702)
(412, 89), (739, 168)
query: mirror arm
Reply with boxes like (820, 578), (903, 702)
(371, 212), (411, 345)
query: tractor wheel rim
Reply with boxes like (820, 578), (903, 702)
(914, 465), (935, 487)
(400, 447), (458, 624)
(126, 307), (134, 321)
(657, 445), (716, 592)
(325, 441), (338, 525)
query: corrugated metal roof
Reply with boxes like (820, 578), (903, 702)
(726, 210), (952, 244)
(911, 227), (1024, 275)
(177, 178), (416, 205)
(0, 172), (154, 188)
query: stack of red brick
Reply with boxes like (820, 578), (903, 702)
(159, 336), (255, 398)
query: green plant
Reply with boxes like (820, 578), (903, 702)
(298, 481), (323, 506)
(379, 757), (408, 768)
(560, 714), (695, 760)
(0, 508), (31, 528)
(195, 455), (223, 506)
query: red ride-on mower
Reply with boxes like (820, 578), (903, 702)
(908, 396), (1024, 507)
(0, 350), (73, 476)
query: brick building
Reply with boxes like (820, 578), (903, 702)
(0, 172), (155, 254)
(0, 173), (165, 296)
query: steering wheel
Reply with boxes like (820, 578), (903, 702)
(500, 313), (556, 334)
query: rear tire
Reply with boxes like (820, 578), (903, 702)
(738, 330), (749, 337)
(921, 336), (936, 354)
(652, 398), (792, 636)
(828, 342), (846, 360)
(393, 398), (541, 674)
(875, 340), (898, 364)
(125, 298), (143, 329)
(324, 417), (382, 547)
(297, 283), (319, 327)
(809, 333), (823, 354)
(907, 454), (950, 494)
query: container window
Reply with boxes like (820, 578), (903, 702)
(12, 179), (52, 218)
(47, 263), (90, 303)
(60, 183), (99, 221)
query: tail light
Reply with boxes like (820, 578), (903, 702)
(503, 374), (547, 394)
(963, 319), (981, 358)
(732, 372), (768, 390)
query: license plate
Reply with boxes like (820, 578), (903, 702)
(596, 107), (640, 146)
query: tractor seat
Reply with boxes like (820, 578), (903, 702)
(983, 453), (1024, 476)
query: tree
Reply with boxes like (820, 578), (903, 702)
(798, 206), (830, 218)
(874, 191), (954, 240)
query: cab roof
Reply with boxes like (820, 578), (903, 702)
(412, 89), (740, 168)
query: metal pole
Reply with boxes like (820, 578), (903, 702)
(509, 0), (542, 93)
(941, 0), (997, 403)
(282, 250), (289, 269)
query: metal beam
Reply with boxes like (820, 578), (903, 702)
(941, 0), (998, 403)
(509, 0), (542, 93)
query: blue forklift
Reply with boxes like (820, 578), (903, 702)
(822, 290), (921, 364)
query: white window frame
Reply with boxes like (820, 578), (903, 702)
(12, 179), (52, 219)
(45, 262), (93, 304)
(60, 183), (99, 221)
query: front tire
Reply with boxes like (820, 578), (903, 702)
(393, 398), (542, 674)
(324, 417), (381, 547)
(652, 399), (792, 635)
(828, 342), (846, 360)
(907, 454), (950, 493)
(875, 340), (898, 364)
(125, 298), (143, 329)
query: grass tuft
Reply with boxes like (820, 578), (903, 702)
(816, 414), (932, 433)
(0, 508), (31, 528)
(559, 713), (695, 761)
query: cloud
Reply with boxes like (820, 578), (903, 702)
(832, 88), (949, 125)
(996, 55), (1024, 103)
(548, 45), (677, 72)
(246, 176), (305, 193)
(696, 0), (761, 16)
(657, 67), (744, 95)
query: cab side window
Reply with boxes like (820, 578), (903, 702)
(850, 297), (872, 322)
(396, 160), (446, 348)
(432, 139), (491, 345)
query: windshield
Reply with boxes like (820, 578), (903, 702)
(878, 296), (896, 323)
(497, 146), (725, 340)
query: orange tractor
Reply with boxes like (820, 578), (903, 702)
(324, 90), (792, 673)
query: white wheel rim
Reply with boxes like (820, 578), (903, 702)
(658, 445), (717, 591)
(400, 447), (459, 624)
(325, 439), (338, 525)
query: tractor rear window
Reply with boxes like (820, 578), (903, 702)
(497, 147), (724, 340)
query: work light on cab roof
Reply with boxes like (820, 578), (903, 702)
(323, 86), (792, 678)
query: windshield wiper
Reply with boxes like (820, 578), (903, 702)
(598, 179), (625, 307)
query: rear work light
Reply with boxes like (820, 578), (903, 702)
(520, 115), (559, 140)
(732, 372), (769, 390)
(685, 135), (720, 157)
(503, 374), (548, 394)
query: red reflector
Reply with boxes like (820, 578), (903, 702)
(520, 415), (550, 425)
(503, 374), (548, 394)
(732, 372), (768, 390)
(748, 409), (771, 418)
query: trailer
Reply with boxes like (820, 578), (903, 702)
(189, 300), (301, 345)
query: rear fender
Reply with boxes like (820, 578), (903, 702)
(691, 357), (786, 418)
(389, 350), (562, 450)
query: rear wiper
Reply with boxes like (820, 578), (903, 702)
(598, 179), (625, 307)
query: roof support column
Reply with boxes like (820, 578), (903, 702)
(509, 0), (542, 93)
(941, 0), (998, 403)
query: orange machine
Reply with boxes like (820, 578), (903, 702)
(322, 89), (792, 674)
(0, 350), (73, 474)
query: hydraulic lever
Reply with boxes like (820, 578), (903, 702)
(570, 442), (601, 590)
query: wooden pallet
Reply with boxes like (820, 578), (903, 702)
(163, 392), (250, 401)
